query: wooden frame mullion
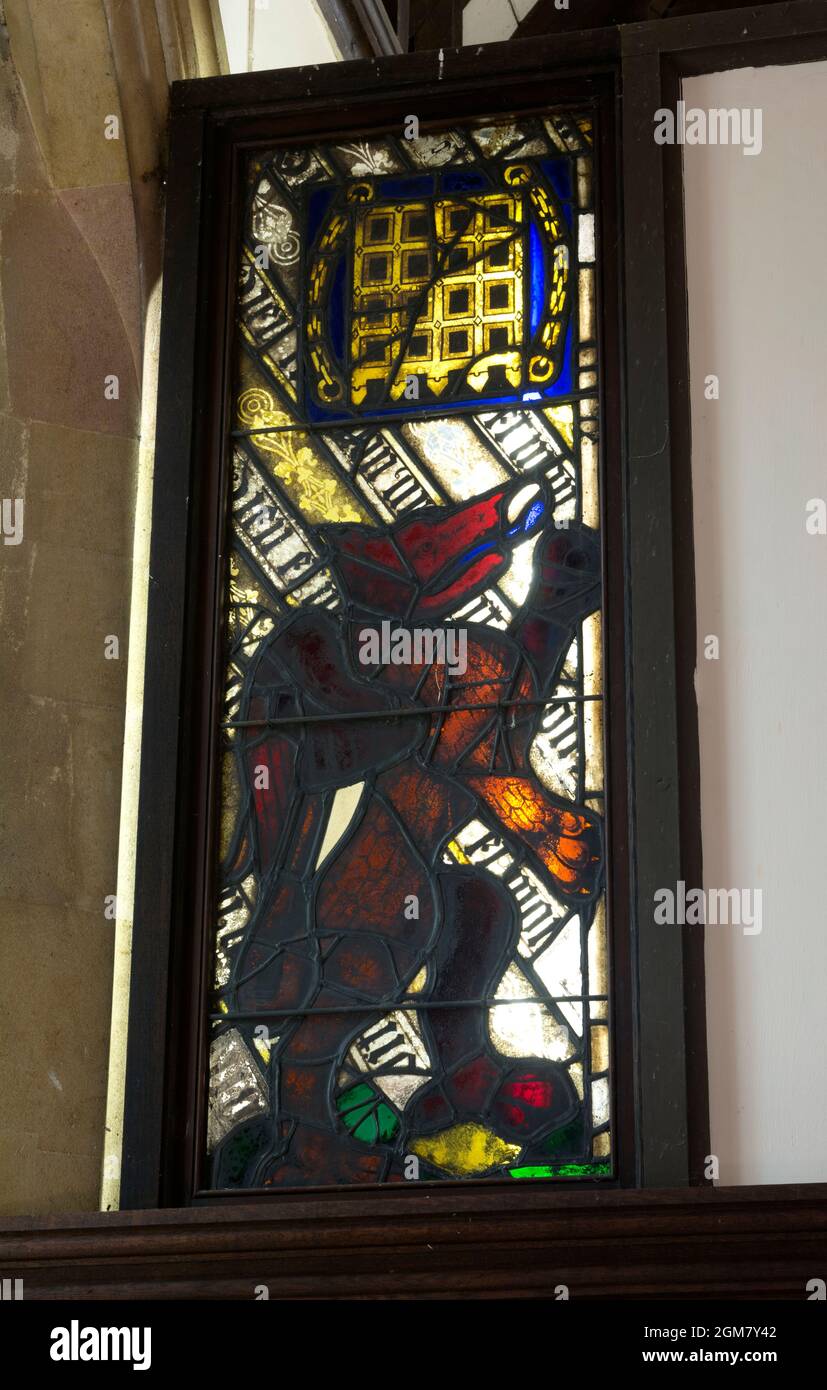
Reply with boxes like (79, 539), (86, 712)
(620, 43), (694, 1188)
(120, 106), (208, 1209)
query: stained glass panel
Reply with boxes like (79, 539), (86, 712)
(207, 109), (611, 1189)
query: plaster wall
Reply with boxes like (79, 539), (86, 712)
(683, 61), (827, 1184)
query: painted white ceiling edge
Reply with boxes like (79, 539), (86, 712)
(217, 0), (340, 73)
(464, 0), (541, 47)
(217, 0), (545, 73)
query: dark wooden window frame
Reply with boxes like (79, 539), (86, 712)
(131, 46), (654, 1209)
(97, 0), (827, 1294)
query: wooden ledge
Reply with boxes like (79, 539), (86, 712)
(1, 1184), (824, 1299)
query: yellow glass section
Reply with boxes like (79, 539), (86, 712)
(350, 192), (525, 404)
(411, 1122), (521, 1176)
(236, 381), (369, 525)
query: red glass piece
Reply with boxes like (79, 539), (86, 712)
(395, 489), (506, 583)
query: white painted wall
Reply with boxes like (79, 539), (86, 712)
(463, 0), (520, 46)
(218, 0), (339, 72)
(217, 0), (248, 71)
(683, 62), (827, 1183)
(463, 1), (543, 47)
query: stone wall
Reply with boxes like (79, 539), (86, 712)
(0, 0), (221, 1216)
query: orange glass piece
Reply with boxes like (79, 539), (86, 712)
(465, 774), (602, 898)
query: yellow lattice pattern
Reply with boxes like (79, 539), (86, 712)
(350, 192), (525, 405)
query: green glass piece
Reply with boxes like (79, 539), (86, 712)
(509, 1160), (612, 1179)
(337, 1083), (400, 1144)
(375, 1103), (398, 1142)
(353, 1113), (379, 1143)
(542, 1115), (585, 1158)
(337, 1083), (375, 1115)
(220, 1120), (268, 1185)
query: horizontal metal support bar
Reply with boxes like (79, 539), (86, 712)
(211, 994), (609, 1021)
(223, 694), (603, 730)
